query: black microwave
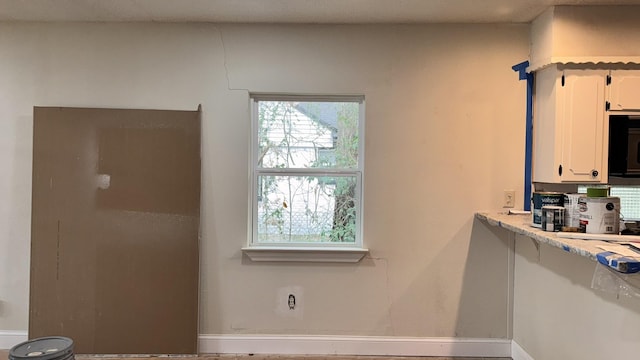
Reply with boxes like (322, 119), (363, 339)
(609, 114), (640, 176)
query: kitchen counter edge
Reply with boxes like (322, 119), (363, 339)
(475, 211), (612, 261)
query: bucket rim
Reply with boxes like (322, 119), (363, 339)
(9, 336), (74, 360)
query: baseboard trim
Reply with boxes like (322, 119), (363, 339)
(0, 330), (27, 350)
(198, 335), (512, 357)
(511, 340), (535, 360)
(2, 331), (516, 358)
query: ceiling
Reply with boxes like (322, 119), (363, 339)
(1, 0), (640, 24)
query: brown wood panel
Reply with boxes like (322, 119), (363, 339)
(29, 107), (201, 354)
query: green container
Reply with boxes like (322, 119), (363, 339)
(587, 187), (610, 197)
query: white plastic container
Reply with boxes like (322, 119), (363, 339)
(578, 196), (621, 234)
(563, 193), (583, 228)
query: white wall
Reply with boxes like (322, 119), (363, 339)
(513, 234), (640, 360)
(0, 22), (528, 345)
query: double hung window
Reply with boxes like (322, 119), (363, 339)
(249, 95), (364, 250)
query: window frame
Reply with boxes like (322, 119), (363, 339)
(244, 94), (367, 261)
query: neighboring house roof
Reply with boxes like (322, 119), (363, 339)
(294, 102), (339, 131)
(264, 105), (334, 149)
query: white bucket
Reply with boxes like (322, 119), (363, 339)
(578, 196), (621, 234)
(563, 193), (583, 228)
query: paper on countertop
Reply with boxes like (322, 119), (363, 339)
(620, 242), (640, 252)
(556, 232), (640, 243)
(597, 244), (640, 257)
(508, 210), (531, 215)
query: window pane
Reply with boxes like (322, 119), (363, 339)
(577, 185), (640, 220)
(257, 101), (359, 169)
(257, 175), (357, 243)
(611, 186), (640, 220)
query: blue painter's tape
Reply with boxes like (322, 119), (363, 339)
(562, 245), (570, 252)
(596, 251), (640, 273)
(511, 61), (529, 80)
(512, 60), (533, 211)
(524, 71), (533, 212)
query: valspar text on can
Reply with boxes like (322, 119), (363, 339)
(531, 192), (564, 228)
(578, 196), (621, 234)
(563, 193), (583, 228)
(541, 205), (565, 232)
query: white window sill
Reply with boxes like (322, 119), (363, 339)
(241, 246), (369, 263)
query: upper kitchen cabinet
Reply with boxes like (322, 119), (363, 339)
(609, 70), (640, 111)
(533, 65), (608, 183)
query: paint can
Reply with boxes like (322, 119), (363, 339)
(578, 196), (621, 234)
(531, 192), (564, 228)
(541, 205), (565, 232)
(9, 337), (74, 360)
(563, 193), (584, 229)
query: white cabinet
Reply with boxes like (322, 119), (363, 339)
(533, 66), (608, 183)
(609, 70), (640, 111)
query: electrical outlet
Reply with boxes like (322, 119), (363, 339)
(287, 294), (296, 310)
(503, 190), (516, 208)
(276, 286), (303, 319)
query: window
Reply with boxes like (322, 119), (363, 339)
(247, 94), (365, 258)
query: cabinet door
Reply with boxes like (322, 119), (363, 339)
(559, 70), (607, 182)
(609, 70), (640, 111)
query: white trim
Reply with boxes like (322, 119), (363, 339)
(256, 169), (360, 175)
(242, 247), (369, 263)
(528, 56), (640, 72)
(248, 95), (366, 252)
(506, 231), (515, 338)
(0, 330), (27, 350)
(2, 332), (520, 357)
(511, 340), (535, 360)
(250, 94), (365, 103)
(198, 335), (511, 357)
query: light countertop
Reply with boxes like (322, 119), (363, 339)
(475, 211), (629, 262)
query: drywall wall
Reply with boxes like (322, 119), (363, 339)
(0, 22), (527, 345)
(513, 234), (640, 359)
(530, 5), (640, 70)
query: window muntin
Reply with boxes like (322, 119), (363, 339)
(251, 95), (364, 247)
